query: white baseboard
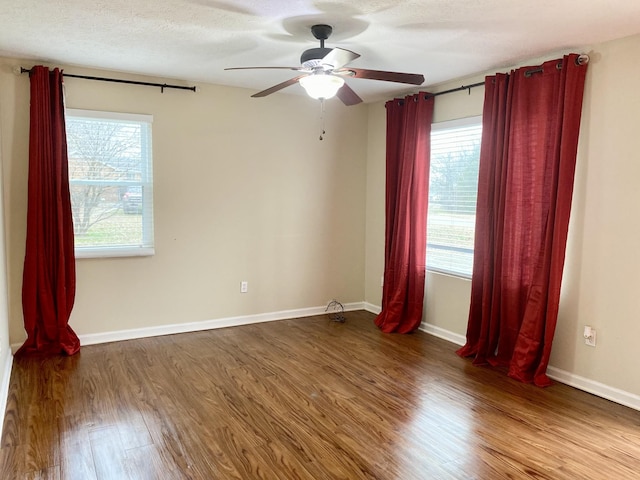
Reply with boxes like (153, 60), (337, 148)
(0, 350), (13, 438)
(363, 307), (467, 345)
(546, 366), (640, 411)
(11, 302), (366, 351)
(363, 302), (381, 315)
(419, 321), (466, 346)
(363, 307), (468, 347)
(418, 321), (640, 412)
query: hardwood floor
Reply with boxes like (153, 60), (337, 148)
(1, 311), (639, 479)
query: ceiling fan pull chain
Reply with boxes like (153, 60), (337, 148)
(319, 98), (326, 141)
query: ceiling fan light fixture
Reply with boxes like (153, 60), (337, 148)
(299, 74), (344, 99)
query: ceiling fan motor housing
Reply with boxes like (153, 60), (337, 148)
(300, 47), (333, 68)
(301, 24), (335, 68)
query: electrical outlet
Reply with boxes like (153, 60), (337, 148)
(583, 325), (596, 347)
(585, 329), (596, 346)
(240, 281), (248, 293)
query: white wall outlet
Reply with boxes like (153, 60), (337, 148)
(583, 325), (596, 347)
(240, 281), (248, 293)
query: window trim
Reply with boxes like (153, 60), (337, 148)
(431, 115), (482, 133)
(66, 108), (155, 258)
(427, 115), (482, 279)
(74, 246), (155, 259)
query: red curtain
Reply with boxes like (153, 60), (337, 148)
(17, 66), (80, 356)
(457, 55), (588, 386)
(375, 93), (434, 333)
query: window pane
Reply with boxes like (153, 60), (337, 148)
(66, 109), (154, 257)
(427, 117), (482, 277)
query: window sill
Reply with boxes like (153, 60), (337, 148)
(426, 268), (472, 281)
(75, 246), (155, 259)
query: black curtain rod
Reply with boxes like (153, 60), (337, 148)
(524, 54), (589, 78)
(392, 82), (484, 105)
(420, 54), (589, 100)
(20, 67), (197, 93)
(425, 81), (485, 99)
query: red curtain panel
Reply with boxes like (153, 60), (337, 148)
(375, 93), (434, 333)
(17, 66), (80, 356)
(457, 55), (588, 386)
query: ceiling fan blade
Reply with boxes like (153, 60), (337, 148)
(336, 83), (363, 106)
(225, 66), (305, 72)
(321, 48), (361, 70)
(251, 75), (308, 98)
(342, 68), (425, 85)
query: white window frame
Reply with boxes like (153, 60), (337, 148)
(427, 115), (482, 278)
(66, 109), (154, 258)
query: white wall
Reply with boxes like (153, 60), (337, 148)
(0, 59), (368, 343)
(365, 33), (640, 401)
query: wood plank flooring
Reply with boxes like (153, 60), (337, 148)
(1, 310), (639, 479)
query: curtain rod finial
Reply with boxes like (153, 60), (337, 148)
(576, 54), (589, 66)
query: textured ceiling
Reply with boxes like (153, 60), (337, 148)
(2, 0), (640, 103)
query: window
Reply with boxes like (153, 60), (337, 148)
(427, 116), (482, 277)
(66, 109), (154, 258)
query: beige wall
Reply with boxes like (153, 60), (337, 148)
(0, 59), (368, 342)
(0, 98), (11, 406)
(553, 34), (640, 393)
(364, 101), (386, 306)
(365, 34), (640, 397)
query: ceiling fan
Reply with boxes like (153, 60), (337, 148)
(225, 24), (425, 106)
